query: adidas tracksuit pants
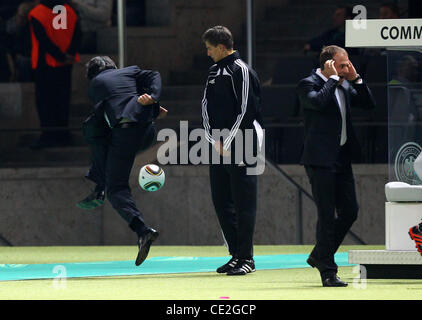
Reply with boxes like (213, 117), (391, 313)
(209, 163), (257, 260)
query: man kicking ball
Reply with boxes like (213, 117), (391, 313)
(77, 56), (167, 266)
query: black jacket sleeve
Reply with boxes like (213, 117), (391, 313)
(135, 69), (162, 102)
(349, 81), (376, 110)
(134, 68), (162, 119)
(296, 77), (339, 112)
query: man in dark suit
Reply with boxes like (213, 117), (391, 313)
(77, 56), (167, 266)
(296, 45), (376, 287)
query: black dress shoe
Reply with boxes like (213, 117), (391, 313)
(136, 228), (159, 266)
(307, 255), (324, 271)
(322, 275), (348, 287)
(76, 189), (105, 210)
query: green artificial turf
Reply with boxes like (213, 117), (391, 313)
(0, 245), (421, 300)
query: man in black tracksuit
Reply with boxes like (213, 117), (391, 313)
(201, 26), (264, 276)
(77, 56), (167, 266)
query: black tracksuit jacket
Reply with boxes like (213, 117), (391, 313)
(201, 51), (263, 162)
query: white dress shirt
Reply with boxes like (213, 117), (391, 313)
(315, 68), (347, 146)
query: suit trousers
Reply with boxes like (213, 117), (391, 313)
(305, 149), (358, 277)
(84, 118), (156, 236)
(209, 164), (257, 260)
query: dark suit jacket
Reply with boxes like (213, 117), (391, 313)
(296, 70), (376, 167)
(87, 65), (162, 127)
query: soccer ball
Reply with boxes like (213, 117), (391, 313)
(139, 164), (165, 192)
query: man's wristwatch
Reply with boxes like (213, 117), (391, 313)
(351, 74), (362, 83)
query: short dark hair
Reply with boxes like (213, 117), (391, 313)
(381, 2), (400, 17)
(86, 56), (117, 80)
(202, 26), (234, 50)
(320, 45), (347, 69)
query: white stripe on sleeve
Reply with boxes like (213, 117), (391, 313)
(223, 59), (249, 150)
(201, 80), (215, 144)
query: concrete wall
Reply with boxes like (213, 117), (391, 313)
(0, 163), (389, 247)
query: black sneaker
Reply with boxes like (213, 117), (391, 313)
(76, 189), (105, 210)
(216, 257), (238, 274)
(226, 259), (255, 276)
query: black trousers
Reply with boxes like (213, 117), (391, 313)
(34, 65), (72, 142)
(209, 164), (257, 260)
(83, 116), (156, 236)
(305, 148), (358, 277)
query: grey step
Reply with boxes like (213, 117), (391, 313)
(264, 5), (334, 21)
(264, 2), (382, 22)
(256, 21), (332, 39)
(169, 70), (208, 86)
(160, 86), (204, 100)
(68, 114), (203, 132)
(160, 99), (202, 115)
(70, 99), (203, 119)
(0, 146), (92, 168)
(256, 37), (309, 53)
(96, 26), (176, 54)
(71, 85), (205, 106)
(154, 116), (203, 131)
(17, 132), (86, 147)
(69, 85), (206, 118)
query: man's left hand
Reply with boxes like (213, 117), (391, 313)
(344, 61), (358, 81)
